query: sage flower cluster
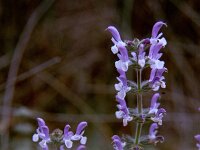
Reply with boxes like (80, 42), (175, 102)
(107, 21), (167, 150)
(32, 118), (87, 150)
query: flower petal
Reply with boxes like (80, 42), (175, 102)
(80, 136), (87, 144)
(32, 134), (39, 142)
(37, 118), (46, 127)
(41, 126), (50, 139)
(76, 145), (86, 150)
(107, 26), (121, 42)
(65, 139), (73, 148)
(152, 21), (166, 38)
(75, 122), (87, 135)
(64, 124), (72, 137)
(150, 93), (160, 109)
(39, 140), (48, 149)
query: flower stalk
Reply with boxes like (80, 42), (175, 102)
(135, 69), (143, 147)
(107, 21), (167, 150)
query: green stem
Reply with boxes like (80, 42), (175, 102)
(134, 122), (143, 145)
(134, 69), (143, 145)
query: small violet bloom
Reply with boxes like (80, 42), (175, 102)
(148, 93), (160, 114)
(131, 44), (146, 68)
(115, 96), (133, 126)
(151, 108), (166, 125)
(149, 68), (166, 91)
(195, 135), (200, 150)
(112, 135), (126, 150)
(62, 124), (74, 148)
(149, 123), (158, 143)
(62, 122), (87, 149)
(71, 122), (88, 145)
(148, 123), (164, 145)
(148, 43), (164, 69)
(150, 21), (167, 47)
(115, 45), (131, 72)
(115, 69), (131, 99)
(32, 118), (51, 150)
(107, 26), (126, 54)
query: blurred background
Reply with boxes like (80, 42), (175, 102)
(0, 0), (200, 149)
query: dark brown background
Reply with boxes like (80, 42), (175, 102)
(0, 0), (200, 149)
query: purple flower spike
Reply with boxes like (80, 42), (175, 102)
(107, 26), (122, 42)
(112, 135), (125, 150)
(195, 135), (200, 149)
(149, 93), (160, 114)
(71, 122), (88, 145)
(152, 21), (166, 38)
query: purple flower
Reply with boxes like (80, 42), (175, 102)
(71, 122), (87, 145)
(32, 118), (51, 150)
(148, 93), (160, 114)
(149, 123), (158, 141)
(107, 26), (126, 54)
(150, 21), (167, 47)
(76, 145), (86, 150)
(148, 43), (165, 69)
(62, 122), (87, 149)
(148, 123), (164, 144)
(112, 135), (125, 150)
(62, 124), (74, 148)
(107, 26), (122, 42)
(131, 44), (146, 68)
(151, 108), (166, 125)
(195, 135), (200, 150)
(115, 69), (131, 99)
(149, 68), (166, 91)
(115, 96), (133, 126)
(115, 45), (130, 72)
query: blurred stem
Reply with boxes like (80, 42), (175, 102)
(0, 0), (55, 149)
(135, 69), (143, 145)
